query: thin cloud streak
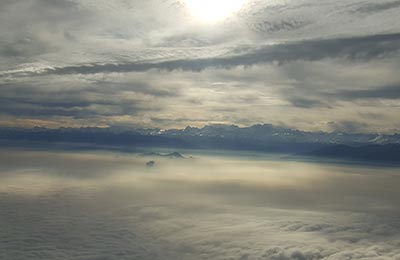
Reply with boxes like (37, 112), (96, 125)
(4, 33), (399, 77)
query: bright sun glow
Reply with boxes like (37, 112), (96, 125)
(185, 0), (246, 23)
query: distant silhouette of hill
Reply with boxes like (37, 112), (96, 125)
(141, 152), (186, 159)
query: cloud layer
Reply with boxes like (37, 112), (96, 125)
(1, 150), (400, 259)
(1, 0), (400, 132)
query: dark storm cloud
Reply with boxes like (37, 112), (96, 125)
(281, 82), (400, 110)
(10, 33), (400, 77)
(0, 79), (176, 119)
(357, 0), (400, 13)
(291, 84), (400, 110)
(287, 97), (331, 109)
(335, 84), (400, 100)
(0, 97), (140, 118)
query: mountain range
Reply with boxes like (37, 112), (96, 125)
(1, 124), (399, 164)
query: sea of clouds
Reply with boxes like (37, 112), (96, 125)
(1, 149), (400, 260)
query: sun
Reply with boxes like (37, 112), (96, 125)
(185, 0), (246, 23)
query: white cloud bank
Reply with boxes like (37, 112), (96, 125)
(1, 150), (400, 259)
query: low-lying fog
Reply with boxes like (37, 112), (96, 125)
(1, 149), (399, 260)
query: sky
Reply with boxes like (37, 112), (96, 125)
(1, 0), (400, 133)
(1, 150), (400, 260)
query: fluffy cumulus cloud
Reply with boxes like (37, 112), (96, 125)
(1, 150), (400, 259)
(1, 0), (400, 132)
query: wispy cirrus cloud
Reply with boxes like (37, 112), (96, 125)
(1, 33), (399, 78)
